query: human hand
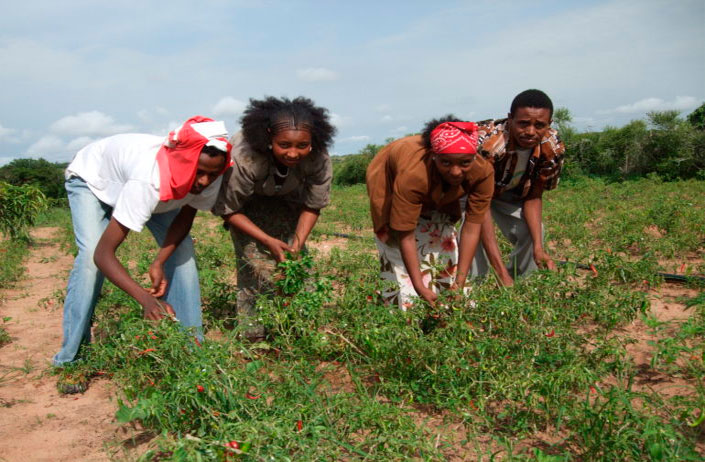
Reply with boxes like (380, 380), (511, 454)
(265, 237), (295, 263)
(143, 298), (176, 321)
(498, 273), (515, 287)
(375, 225), (390, 244)
(418, 287), (438, 306)
(534, 249), (556, 270)
(148, 262), (168, 297)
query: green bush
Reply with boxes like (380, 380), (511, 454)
(333, 144), (382, 186)
(0, 182), (48, 241)
(561, 109), (705, 180)
(0, 158), (67, 200)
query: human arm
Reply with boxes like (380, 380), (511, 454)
(478, 211), (514, 286)
(94, 218), (176, 320)
(224, 212), (294, 263)
(291, 206), (320, 253)
(523, 196), (556, 270)
(148, 205), (198, 297)
(456, 157), (496, 288)
(398, 229), (437, 305)
(454, 220), (483, 290)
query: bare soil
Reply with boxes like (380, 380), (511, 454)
(0, 228), (142, 462)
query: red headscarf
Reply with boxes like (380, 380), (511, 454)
(156, 116), (232, 201)
(430, 121), (479, 155)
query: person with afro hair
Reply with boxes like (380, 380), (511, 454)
(213, 96), (336, 341)
(366, 116), (494, 309)
(471, 89), (566, 286)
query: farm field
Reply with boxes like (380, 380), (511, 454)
(0, 175), (704, 461)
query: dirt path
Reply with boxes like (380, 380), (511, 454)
(0, 227), (137, 462)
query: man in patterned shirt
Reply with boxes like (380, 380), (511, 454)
(471, 89), (566, 286)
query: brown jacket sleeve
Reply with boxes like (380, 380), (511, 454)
(464, 157), (495, 223)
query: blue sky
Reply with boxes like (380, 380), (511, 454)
(1, 0), (703, 165)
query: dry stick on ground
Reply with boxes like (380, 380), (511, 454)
(321, 328), (369, 358)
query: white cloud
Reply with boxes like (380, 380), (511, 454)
(137, 107), (171, 124)
(341, 135), (370, 142)
(212, 97), (247, 117)
(330, 112), (350, 128)
(296, 67), (339, 82)
(50, 111), (133, 136)
(0, 123), (16, 141)
(66, 136), (95, 151)
(381, 115), (393, 122)
(600, 96), (700, 114)
(27, 135), (65, 155)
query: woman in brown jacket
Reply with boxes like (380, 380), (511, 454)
(366, 118), (494, 310)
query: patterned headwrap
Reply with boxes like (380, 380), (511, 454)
(430, 122), (479, 155)
(156, 116), (232, 201)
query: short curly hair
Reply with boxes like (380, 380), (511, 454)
(240, 96), (336, 156)
(420, 114), (460, 152)
(510, 89), (554, 118)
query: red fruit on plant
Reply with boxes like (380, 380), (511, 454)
(196, 385), (205, 393)
(226, 440), (240, 449)
(296, 420), (303, 432)
(545, 330), (555, 338)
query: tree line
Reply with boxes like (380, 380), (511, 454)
(334, 103), (705, 185)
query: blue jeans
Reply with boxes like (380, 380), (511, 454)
(53, 177), (202, 365)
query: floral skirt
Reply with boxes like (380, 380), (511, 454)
(374, 212), (459, 310)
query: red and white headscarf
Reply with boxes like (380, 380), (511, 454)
(430, 121), (479, 155)
(156, 116), (232, 201)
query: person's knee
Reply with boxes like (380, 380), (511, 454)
(168, 240), (196, 267)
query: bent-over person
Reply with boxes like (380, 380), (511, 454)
(213, 96), (335, 341)
(366, 118), (494, 309)
(471, 89), (566, 286)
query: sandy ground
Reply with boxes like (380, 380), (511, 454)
(0, 228), (140, 462)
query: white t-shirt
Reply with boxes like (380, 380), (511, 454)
(66, 133), (222, 232)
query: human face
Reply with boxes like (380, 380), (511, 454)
(433, 154), (475, 186)
(271, 129), (312, 168)
(190, 152), (226, 194)
(508, 107), (552, 149)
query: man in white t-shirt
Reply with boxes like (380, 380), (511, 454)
(54, 117), (231, 384)
(471, 89), (566, 286)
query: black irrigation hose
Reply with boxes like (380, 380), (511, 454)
(558, 260), (705, 284)
(317, 232), (705, 285)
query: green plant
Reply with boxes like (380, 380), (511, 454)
(0, 182), (48, 241)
